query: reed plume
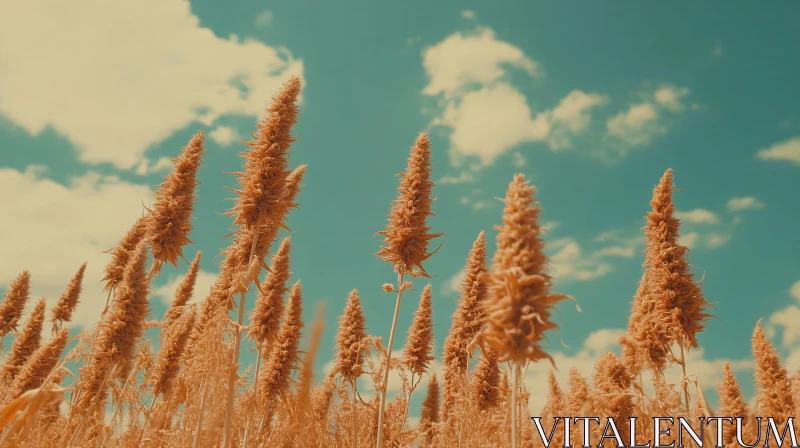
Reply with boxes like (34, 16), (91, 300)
(335, 289), (367, 382)
(566, 368), (592, 444)
(717, 362), (749, 446)
(482, 174), (570, 364)
(258, 281), (304, 412)
(249, 236), (292, 348)
(152, 306), (196, 398)
(227, 76), (301, 231)
(72, 240), (150, 421)
(375, 132), (442, 448)
(376, 132), (442, 278)
(752, 321), (794, 423)
(481, 174), (570, 448)
(222, 77), (302, 448)
(633, 169), (711, 374)
(442, 231), (487, 418)
(0, 270), (31, 339)
(419, 373), (440, 445)
(8, 327), (69, 400)
(402, 284), (434, 377)
(591, 352), (634, 446)
(148, 130), (205, 274)
(1, 298), (46, 385)
(162, 251), (201, 331)
(102, 215), (148, 292)
(50, 262), (86, 331)
(470, 349), (500, 411)
(541, 371), (566, 448)
(620, 271), (650, 374)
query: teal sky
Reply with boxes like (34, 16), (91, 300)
(1, 0), (799, 414)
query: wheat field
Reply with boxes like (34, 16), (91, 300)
(0, 75), (796, 448)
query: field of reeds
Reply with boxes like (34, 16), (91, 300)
(0, 75), (796, 448)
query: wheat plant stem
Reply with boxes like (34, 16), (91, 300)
(351, 379), (358, 448)
(135, 394), (158, 446)
(679, 340), (690, 413)
(375, 272), (406, 448)
(193, 381), (209, 448)
(511, 362), (519, 448)
(222, 223), (261, 448)
(242, 345), (262, 448)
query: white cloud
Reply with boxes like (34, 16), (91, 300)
(255, 10), (273, 27)
(654, 84), (690, 112)
(152, 269), (218, 307)
(461, 10), (476, 20)
(421, 27), (540, 99)
(459, 196), (489, 211)
(755, 137), (800, 166)
(545, 90), (610, 150)
(679, 231), (700, 250)
(511, 152), (527, 167)
(134, 156), (174, 176)
(726, 196), (766, 212)
(435, 82), (549, 166)
(0, 0), (304, 170)
(605, 85), (692, 152)
(444, 269), (465, 296)
(439, 165), (480, 185)
(423, 27), (609, 167)
(675, 208), (720, 225)
(209, 126), (240, 147)
(678, 231), (729, 250)
(792, 280), (800, 302)
(606, 103), (663, 146)
(549, 238), (613, 282)
(433, 84), (607, 166)
(767, 281), (800, 371)
(0, 166), (153, 329)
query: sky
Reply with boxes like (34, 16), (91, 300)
(1, 0), (799, 416)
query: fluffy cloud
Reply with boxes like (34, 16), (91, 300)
(0, 0), (304, 170)
(151, 269), (219, 307)
(726, 196), (766, 212)
(675, 208), (720, 225)
(606, 103), (663, 146)
(434, 83), (549, 166)
(767, 280), (800, 370)
(605, 85), (692, 152)
(549, 238), (614, 282)
(423, 26), (607, 168)
(672, 196), (764, 251)
(755, 137), (800, 166)
(421, 27), (540, 99)
(546, 231), (641, 283)
(0, 166), (153, 329)
(134, 157), (174, 176)
(654, 84), (690, 112)
(209, 126), (241, 147)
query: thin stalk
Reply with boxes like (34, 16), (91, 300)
(375, 272), (406, 448)
(193, 381), (209, 448)
(242, 345), (262, 448)
(135, 395), (158, 446)
(222, 223), (261, 448)
(511, 363), (519, 448)
(352, 379), (358, 448)
(679, 340), (690, 413)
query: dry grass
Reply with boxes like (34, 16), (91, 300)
(0, 77), (795, 448)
